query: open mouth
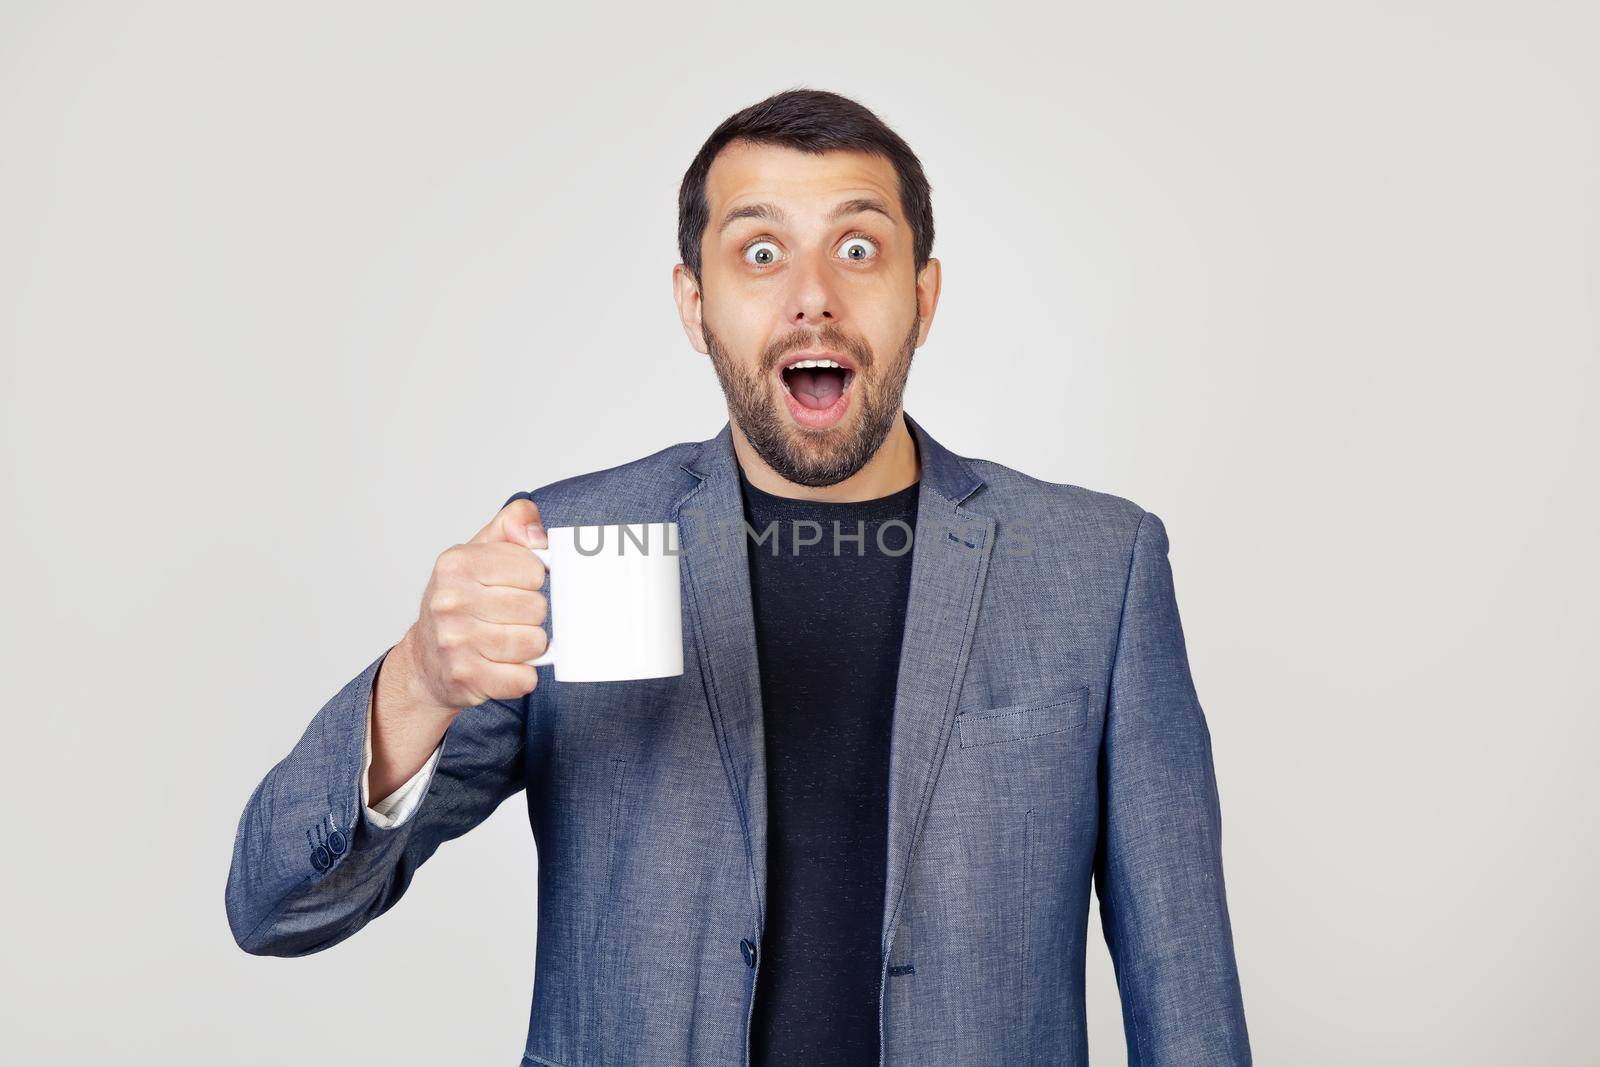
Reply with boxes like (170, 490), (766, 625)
(778, 355), (857, 428)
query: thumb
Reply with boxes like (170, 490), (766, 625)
(470, 496), (547, 547)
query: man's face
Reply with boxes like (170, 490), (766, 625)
(674, 141), (940, 487)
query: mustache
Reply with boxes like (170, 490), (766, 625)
(761, 324), (874, 376)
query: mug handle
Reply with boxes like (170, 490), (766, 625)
(527, 546), (555, 667)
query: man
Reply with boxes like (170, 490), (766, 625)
(226, 88), (1252, 1066)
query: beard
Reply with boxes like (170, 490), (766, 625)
(703, 311), (919, 488)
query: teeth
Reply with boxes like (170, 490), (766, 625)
(789, 358), (843, 370)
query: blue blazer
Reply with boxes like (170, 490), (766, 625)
(226, 412), (1251, 1066)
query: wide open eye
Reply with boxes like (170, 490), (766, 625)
(743, 240), (781, 267)
(838, 234), (879, 262)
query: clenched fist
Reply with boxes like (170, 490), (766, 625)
(408, 497), (552, 710)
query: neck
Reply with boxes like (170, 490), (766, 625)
(730, 410), (920, 502)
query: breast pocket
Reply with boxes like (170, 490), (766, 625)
(956, 685), (1091, 748)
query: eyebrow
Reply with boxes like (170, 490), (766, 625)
(716, 196), (896, 237)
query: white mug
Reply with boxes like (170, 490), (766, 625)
(526, 521), (684, 682)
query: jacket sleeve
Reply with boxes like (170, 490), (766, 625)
(1093, 509), (1252, 1065)
(225, 642), (528, 956)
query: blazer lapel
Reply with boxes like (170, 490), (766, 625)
(675, 414), (995, 956)
(676, 424), (771, 932)
(880, 413), (994, 957)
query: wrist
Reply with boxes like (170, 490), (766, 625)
(380, 628), (458, 728)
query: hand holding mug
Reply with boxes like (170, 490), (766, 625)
(406, 497), (553, 711)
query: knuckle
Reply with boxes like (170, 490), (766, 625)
(428, 589), (462, 616)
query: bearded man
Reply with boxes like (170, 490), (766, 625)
(227, 87), (1252, 1067)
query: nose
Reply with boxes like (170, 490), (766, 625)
(785, 248), (837, 326)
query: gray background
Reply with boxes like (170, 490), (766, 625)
(3, 1), (1596, 1062)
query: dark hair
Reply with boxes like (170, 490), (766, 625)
(677, 87), (935, 285)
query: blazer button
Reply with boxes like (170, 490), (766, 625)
(740, 938), (758, 968)
(310, 845), (332, 871)
(327, 829), (348, 856)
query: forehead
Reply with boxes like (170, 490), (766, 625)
(704, 141), (903, 227)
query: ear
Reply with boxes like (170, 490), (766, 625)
(914, 257), (942, 347)
(672, 263), (709, 355)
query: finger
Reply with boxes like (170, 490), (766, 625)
(456, 541), (547, 590)
(464, 585), (548, 627)
(472, 618), (550, 664)
(470, 497), (545, 547)
(469, 655), (540, 702)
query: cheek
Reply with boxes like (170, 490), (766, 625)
(705, 320), (769, 381)
(708, 306), (780, 366)
(858, 321), (909, 366)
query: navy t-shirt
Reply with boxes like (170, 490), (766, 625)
(737, 464), (921, 1066)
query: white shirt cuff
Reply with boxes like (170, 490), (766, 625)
(362, 684), (443, 829)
